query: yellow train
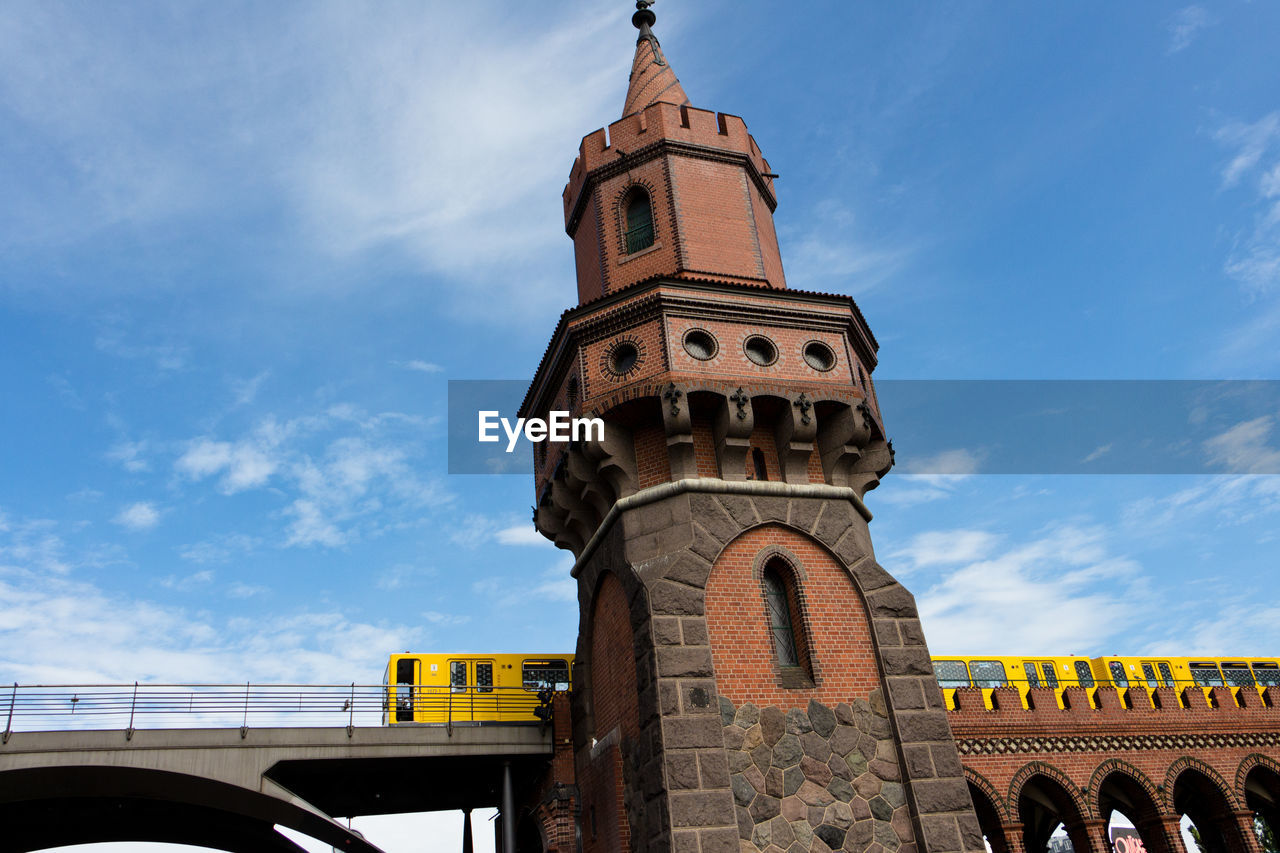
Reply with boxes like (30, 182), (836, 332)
(931, 654), (1280, 710)
(384, 653), (573, 725)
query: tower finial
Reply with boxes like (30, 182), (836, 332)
(632, 1), (657, 42)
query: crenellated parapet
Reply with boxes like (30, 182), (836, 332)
(561, 100), (786, 305)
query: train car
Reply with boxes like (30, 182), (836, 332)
(1091, 655), (1280, 703)
(384, 653), (573, 725)
(932, 653), (1280, 710)
(931, 655), (1095, 710)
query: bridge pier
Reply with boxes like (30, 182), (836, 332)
(501, 760), (515, 853)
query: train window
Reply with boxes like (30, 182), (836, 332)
(476, 662), (494, 693)
(523, 659), (571, 691)
(968, 660), (1007, 689)
(1074, 661), (1095, 688)
(1023, 662), (1040, 688)
(1190, 663), (1224, 686)
(1253, 663), (1280, 686)
(1158, 662), (1174, 686)
(450, 661), (468, 692)
(932, 660), (970, 689)
(1222, 663), (1255, 687)
(1141, 663), (1157, 688)
(1040, 663), (1059, 688)
(1108, 662), (1128, 688)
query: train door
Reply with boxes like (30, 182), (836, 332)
(447, 658), (498, 723)
(1139, 660), (1174, 688)
(394, 657), (420, 723)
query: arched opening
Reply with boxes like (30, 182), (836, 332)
(623, 189), (654, 253)
(749, 447), (768, 481)
(968, 779), (1011, 853)
(1173, 768), (1240, 853)
(759, 556), (813, 686)
(1017, 773), (1087, 853)
(1097, 770), (1172, 853)
(1244, 765), (1280, 852)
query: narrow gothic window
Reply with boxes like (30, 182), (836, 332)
(761, 561), (810, 680)
(624, 190), (655, 253)
(750, 447), (768, 481)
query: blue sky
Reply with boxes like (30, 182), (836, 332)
(3, 1), (1280, 849)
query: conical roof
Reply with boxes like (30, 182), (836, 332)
(621, 3), (690, 118)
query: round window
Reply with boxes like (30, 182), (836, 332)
(682, 329), (718, 361)
(743, 336), (777, 367)
(609, 342), (639, 375)
(803, 341), (836, 372)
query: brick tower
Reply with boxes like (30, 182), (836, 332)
(520, 5), (984, 852)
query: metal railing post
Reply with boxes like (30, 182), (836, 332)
(125, 681), (138, 741)
(240, 682), (250, 739)
(347, 682), (355, 737)
(3, 683), (15, 744)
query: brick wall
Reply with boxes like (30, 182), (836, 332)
(705, 524), (881, 709)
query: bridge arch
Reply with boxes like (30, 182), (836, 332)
(1089, 760), (1175, 853)
(1238, 754), (1280, 845)
(0, 764), (377, 853)
(1009, 761), (1092, 853)
(1166, 757), (1244, 853)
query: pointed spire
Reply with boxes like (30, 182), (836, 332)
(622, 1), (690, 119)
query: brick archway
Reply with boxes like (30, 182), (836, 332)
(1167, 757), (1248, 853)
(1010, 761), (1094, 853)
(1089, 760), (1177, 853)
(1238, 754), (1280, 848)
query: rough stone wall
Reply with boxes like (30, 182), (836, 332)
(721, 694), (914, 853)
(569, 486), (986, 853)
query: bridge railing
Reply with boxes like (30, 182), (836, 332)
(1, 683), (557, 739)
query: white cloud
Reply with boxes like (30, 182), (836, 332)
(172, 405), (449, 549)
(230, 370), (271, 406)
(423, 611), (471, 627)
(228, 582), (270, 599)
(1214, 113), (1280, 298)
(177, 533), (260, 565)
(901, 448), (982, 477)
(0, 516), (74, 575)
(917, 525), (1145, 653)
(106, 440), (150, 472)
(496, 524), (551, 547)
(889, 529), (1000, 570)
(1081, 443), (1112, 464)
(158, 569), (214, 591)
(398, 360), (444, 374)
(1203, 416), (1280, 474)
(113, 501), (161, 531)
(1166, 6), (1213, 54)
(1123, 474), (1280, 530)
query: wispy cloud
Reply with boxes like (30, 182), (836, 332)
(106, 440), (151, 472)
(1203, 416), (1280, 474)
(889, 529), (1001, 571)
(1214, 112), (1280, 297)
(158, 569), (214, 591)
(917, 525), (1144, 653)
(113, 501), (161, 531)
(396, 360), (444, 374)
(1166, 6), (1213, 54)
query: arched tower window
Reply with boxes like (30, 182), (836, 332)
(749, 447), (768, 481)
(624, 189), (655, 253)
(761, 559), (811, 680)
